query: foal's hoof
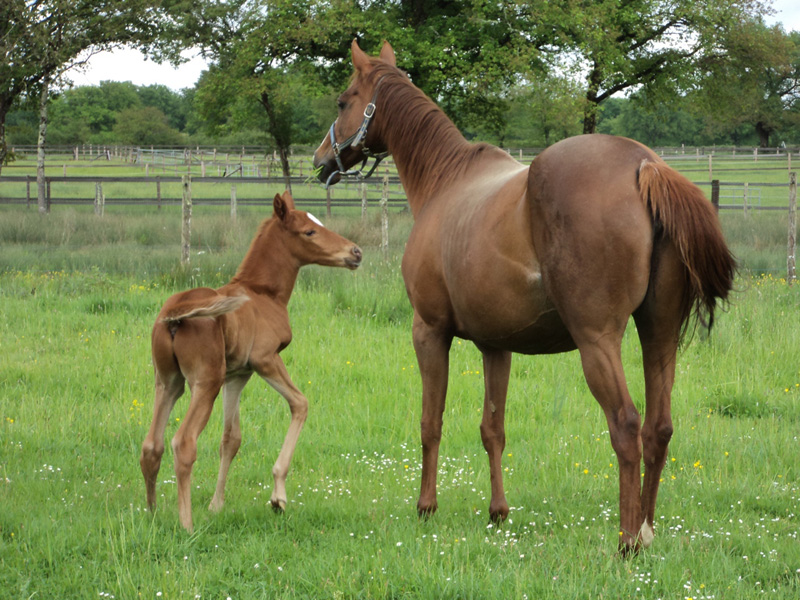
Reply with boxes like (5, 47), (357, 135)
(271, 499), (286, 513)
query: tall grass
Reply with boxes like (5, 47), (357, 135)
(0, 205), (799, 598)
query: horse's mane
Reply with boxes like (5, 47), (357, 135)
(366, 61), (509, 197)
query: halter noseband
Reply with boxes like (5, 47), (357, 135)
(325, 76), (390, 188)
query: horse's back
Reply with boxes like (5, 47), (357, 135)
(527, 135), (658, 345)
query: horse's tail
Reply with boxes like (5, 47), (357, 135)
(161, 294), (249, 323)
(637, 160), (736, 333)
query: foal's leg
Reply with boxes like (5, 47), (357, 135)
(254, 355), (308, 512)
(578, 338), (643, 553)
(478, 347), (512, 522)
(413, 313), (453, 517)
(172, 375), (224, 531)
(140, 372), (185, 511)
(209, 374), (252, 513)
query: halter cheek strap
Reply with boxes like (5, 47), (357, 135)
(325, 77), (390, 188)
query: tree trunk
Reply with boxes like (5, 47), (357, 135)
(37, 76), (51, 214)
(583, 65), (603, 134)
(0, 106), (7, 178)
(260, 91), (292, 194)
(755, 121), (771, 148)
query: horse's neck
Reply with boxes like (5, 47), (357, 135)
(383, 91), (474, 215)
(230, 222), (299, 305)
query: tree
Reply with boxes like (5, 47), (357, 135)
(0, 0), (164, 211)
(113, 106), (186, 146)
(529, 0), (772, 133)
(691, 21), (800, 147)
(167, 0), (358, 188)
(358, 0), (544, 134)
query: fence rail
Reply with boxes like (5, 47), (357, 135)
(1, 174), (796, 212)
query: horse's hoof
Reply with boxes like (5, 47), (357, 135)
(271, 499), (286, 513)
(417, 502), (437, 519)
(489, 503), (509, 523)
(638, 521), (655, 548)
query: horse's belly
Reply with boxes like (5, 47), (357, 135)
(450, 269), (576, 355)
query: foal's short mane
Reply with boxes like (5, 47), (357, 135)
(367, 62), (506, 197)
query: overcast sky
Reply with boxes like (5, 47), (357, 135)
(69, 0), (800, 92)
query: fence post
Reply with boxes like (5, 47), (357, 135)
(361, 181), (368, 222)
(156, 177), (162, 211)
(26, 175), (31, 209)
(743, 182), (748, 217)
(789, 153), (792, 174)
(788, 172), (797, 286)
(230, 184), (237, 221)
(181, 175), (192, 267)
(326, 186), (332, 220)
(711, 179), (719, 213)
(94, 182), (104, 216)
(381, 175), (389, 261)
(708, 154), (713, 181)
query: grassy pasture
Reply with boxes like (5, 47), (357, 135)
(1, 162), (799, 598)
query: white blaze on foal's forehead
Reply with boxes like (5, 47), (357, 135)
(307, 213), (324, 227)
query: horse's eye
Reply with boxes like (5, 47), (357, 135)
(337, 99), (346, 110)
(304, 230), (316, 237)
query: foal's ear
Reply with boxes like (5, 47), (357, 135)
(351, 38), (372, 72)
(379, 41), (396, 67)
(273, 191), (294, 222)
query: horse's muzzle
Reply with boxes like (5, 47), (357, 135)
(345, 246), (363, 269)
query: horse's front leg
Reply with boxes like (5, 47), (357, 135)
(478, 347), (512, 522)
(413, 313), (453, 517)
(256, 354), (308, 512)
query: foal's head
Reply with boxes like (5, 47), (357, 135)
(272, 191), (362, 269)
(313, 39), (398, 185)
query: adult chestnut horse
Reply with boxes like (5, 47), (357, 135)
(313, 41), (735, 552)
(140, 191), (362, 531)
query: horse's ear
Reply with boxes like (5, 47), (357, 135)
(273, 191), (294, 222)
(379, 41), (396, 67)
(351, 38), (372, 72)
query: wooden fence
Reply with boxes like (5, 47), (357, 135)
(0, 174), (409, 215)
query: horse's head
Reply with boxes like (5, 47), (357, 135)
(273, 191), (362, 269)
(312, 39), (397, 187)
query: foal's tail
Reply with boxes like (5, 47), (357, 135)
(637, 160), (736, 333)
(161, 294), (250, 323)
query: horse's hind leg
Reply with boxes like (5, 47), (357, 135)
(140, 372), (184, 512)
(172, 376), (224, 531)
(577, 337), (643, 553)
(209, 374), (252, 513)
(633, 243), (684, 546)
(478, 347), (512, 522)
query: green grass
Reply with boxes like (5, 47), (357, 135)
(1, 204), (799, 598)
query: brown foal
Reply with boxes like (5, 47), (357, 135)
(139, 191), (362, 531)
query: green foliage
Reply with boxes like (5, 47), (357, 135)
(112, 106), (186, 146)
(691, 22), (800, 147)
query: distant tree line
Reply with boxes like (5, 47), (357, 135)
(3, 0), (800, 180)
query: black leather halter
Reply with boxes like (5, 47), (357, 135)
(324, 77), (390, 188)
